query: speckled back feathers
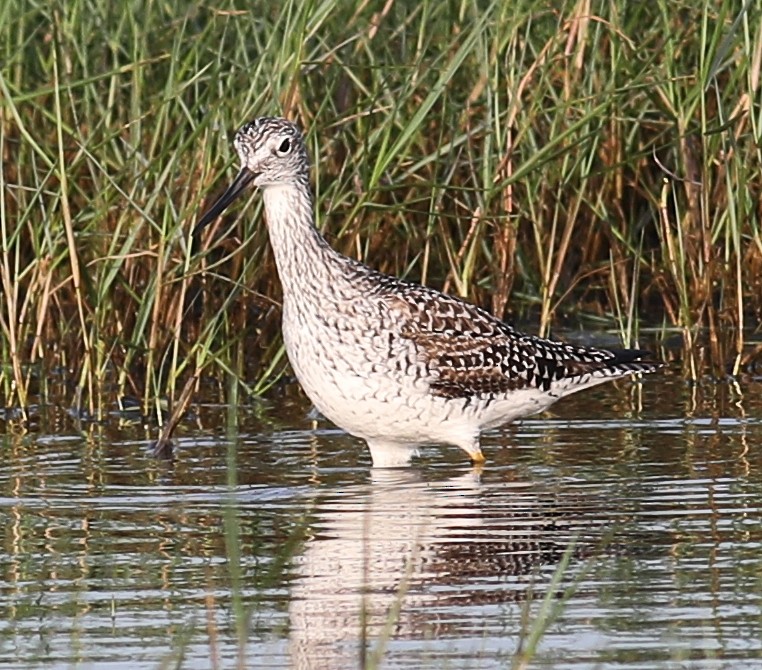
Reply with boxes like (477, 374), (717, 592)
(351, 265), (657, 402)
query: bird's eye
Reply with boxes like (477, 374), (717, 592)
(277, 138), (291, 154)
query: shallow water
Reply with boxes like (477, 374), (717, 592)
(2, 373), (762, 669)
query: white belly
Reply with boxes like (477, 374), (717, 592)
(285, 324), (432, 442)
(282, 314), (553, 449)
(284, 314), (446, 442)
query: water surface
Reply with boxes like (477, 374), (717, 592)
(2, 374), (762, 668)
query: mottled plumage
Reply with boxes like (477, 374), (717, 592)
(194, 117), (660, 466)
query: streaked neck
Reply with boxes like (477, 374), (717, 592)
(261, 181), (339, 296)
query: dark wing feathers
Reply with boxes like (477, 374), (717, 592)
(378, 282), (659, 400)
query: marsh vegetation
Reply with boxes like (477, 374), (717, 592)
(1, 0), (761, 419)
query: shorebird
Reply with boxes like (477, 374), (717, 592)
(194, 117), (659, 466)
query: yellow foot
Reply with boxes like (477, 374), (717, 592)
(468, 449), (486, 465)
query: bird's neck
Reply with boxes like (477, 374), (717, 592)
(261, 180), (341, 298)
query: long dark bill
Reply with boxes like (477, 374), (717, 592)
(192, 167), (256, 238)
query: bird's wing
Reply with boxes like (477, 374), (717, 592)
(378, 286), (652, 400)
